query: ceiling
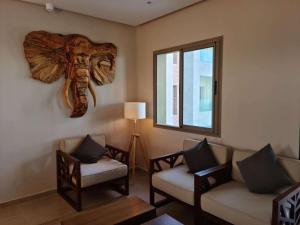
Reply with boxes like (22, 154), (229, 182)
(20, 0), (204, 26)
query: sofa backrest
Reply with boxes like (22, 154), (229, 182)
(183, 139), (232, 165)
(232, 148), (300, 183)
(59, 134), (106, 154)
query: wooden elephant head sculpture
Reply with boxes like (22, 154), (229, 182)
(23, 31), (117, 117)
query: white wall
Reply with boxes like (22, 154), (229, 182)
(136, 0), (300, 160)
(0, 0), (136, 203)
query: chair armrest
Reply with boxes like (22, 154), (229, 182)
(149, 152), (183, 175)
(57, 150), (80, 164)
(272, 182), (300, 225)
(56, 150), (81, 189)
(105, 145), (129, 166)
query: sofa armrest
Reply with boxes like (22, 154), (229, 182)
(56, 150), (81, 190)
(149, 152), (183, 175)
(272, 182), (300, 225)
(105, 145), (129, 166)
(194, 163), (232, 210)
(195, 163), (232, 179)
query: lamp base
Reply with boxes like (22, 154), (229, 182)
(128, 133), (148, 183)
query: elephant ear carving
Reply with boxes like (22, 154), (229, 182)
(91, 43), (117, 85)
(23, 31), (67, 83)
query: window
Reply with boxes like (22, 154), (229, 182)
(154, 37), (222, 136)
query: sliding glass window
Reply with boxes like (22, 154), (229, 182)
(154, 37), (222, 136)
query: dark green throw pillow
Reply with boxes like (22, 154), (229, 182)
(183, 138), (218, 173)
(71, 134), (107, 164)
(237, 144), (293, 194)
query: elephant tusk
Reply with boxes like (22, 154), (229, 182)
(63, 78), (73, 110)
(88, 80), (97, 107)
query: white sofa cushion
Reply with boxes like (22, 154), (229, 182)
(232, 148), (300, 183)
(277, 156), (300, 182)
(152, 165), (194, 205)
(60, 134), (106, 154)
(152, 165), (217, 205)
(183, 139), (231, 165)
(201, 181), (276, 225)
(81, 157), (127, 188)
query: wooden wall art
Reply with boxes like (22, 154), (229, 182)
(23, 31), (117, 117)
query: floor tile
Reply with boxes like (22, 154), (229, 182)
(0, 204), (30, 225)
(1, 170), (194, 225)
(17, 194), (74, 225)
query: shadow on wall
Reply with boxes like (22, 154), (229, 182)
(277, 145), (297, 159)
(90, 103), (131, 149)
(17, 141), (56, 198)
(91, 103), (123, 123)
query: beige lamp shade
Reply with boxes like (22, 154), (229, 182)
(124, 102), (146, 120)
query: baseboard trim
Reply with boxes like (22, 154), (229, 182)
(0, 189), (56, 207)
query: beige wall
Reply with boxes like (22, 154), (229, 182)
(0, 0), (136, 203)
(1, 0), (300, 203)
(136, 0), (300, 160)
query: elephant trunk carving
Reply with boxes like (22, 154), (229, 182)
(23, 31), (117, 118)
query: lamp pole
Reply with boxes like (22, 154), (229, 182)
(124, 102), (148, 183)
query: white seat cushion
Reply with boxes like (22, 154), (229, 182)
(152, 165), (194, 205)
(152, 165), (217, 206)
(81, 157), (127, 188)
(201, 181), (276, 225)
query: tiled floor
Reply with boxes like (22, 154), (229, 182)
(0, 170), (194, 225)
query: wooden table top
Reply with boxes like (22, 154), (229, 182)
(61, 197), (155, 225)
(141, 214), (183, 225)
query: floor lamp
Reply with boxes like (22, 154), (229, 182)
(124, 102), (148, 181)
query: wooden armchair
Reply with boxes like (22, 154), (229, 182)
(149, 151), (184, 207)
(194, 149), (300, 225)
(56, 134), (129, 211)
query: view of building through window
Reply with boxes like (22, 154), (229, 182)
(156, 48), (214, 128)
(183, 47), (213, 128)
(155, 37), (222, 135)
(156, 51), (179, 127)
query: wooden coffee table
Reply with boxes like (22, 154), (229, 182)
(61, 197), (156, 225)
(141, 214), (183, 225)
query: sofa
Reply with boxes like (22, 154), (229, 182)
(196, 147), (300, 225)
(149, 139), (300, 225)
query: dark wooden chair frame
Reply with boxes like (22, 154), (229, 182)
(57, 144), (129, 211)
(150, 152), (300, 225)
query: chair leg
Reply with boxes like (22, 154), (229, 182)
(195, 211), (212, 225)
(194, 213), (204, 225)
(57, 178), (62, 194)
(76, 188), (82, 211)
(125, 176), (129, 195)
(150, 186), (155, 206)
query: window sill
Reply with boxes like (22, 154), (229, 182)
(153, 123), (221, 137)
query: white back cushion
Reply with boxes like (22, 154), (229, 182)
(232, 148), (300, 183)
(277, 156), (300, 183)
(183, 139), (231, 165)
(231, 149), (252, 183)
(59, 134), (106, 154)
